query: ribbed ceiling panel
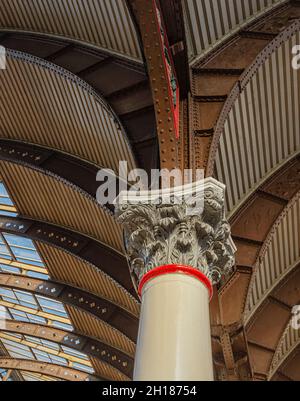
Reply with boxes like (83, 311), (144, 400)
(183, 0), (286, 62)
(90, 357), (130, 381)
(269, 319), (300, 379)
(36, 242), (139, 317)
(66, 306), (135, 356)
(0, 161), (123, 252)
(215, 33), (300, 215)
(0, 0), (141, 60)
(0, 54), (136, 173)
(245, 193), (300, 321)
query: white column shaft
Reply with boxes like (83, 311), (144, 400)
(133, 273), (214, 381)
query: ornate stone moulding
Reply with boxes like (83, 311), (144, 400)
(115, 178), (236, 293)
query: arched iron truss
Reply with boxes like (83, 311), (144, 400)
(0, 138), (126, 215)
(211, 153), (300, 380)
(0, 0), (299, 383)
(245, 190), (300, 322)
(1, 320), (134, 378)
(175, 16), (300, 371)
(269, 314), (300, 381)
(0, 358), (97, 381)
(6, 48), (135, 164)
(187, 2), (300, 176)
(214, 153), (300, 326)
(0, 32), (157, 175)
(0, 272), (138, 344)
(0, 213), (136, 298)
(243, 188), (300, 379)
(207, 17), (300, 174)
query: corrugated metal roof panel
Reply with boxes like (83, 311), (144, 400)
(0, 55), (136, 173)
(0, 0), (141, 61)
(183, 0), (286, 62)
(215, 32), (300, 216)
(269, 319), (300, 379)
(0, 161), (123, 252)
(245, 194), (300, 320)
(66, 305), (135, 356)
(36, 242), (140, 317)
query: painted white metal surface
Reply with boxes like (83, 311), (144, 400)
(134, 273), (214, 381)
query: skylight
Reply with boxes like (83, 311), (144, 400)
(0, 181), (96, 381)
(0, 333), (94, 374)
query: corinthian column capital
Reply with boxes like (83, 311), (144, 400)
(115, 177), (236, 295)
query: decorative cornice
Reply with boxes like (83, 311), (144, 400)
(115, 178), (236, 292)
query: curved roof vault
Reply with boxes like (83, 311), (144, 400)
(0, 358), (97, 381)
(0, 213), (137, 299)
(212, 153), (300, 380)
(0, 138), (126, 214)
(0, 247), (135, 381)
(213, 153), (300, 326)
(242, 191), (300, 379)
(1, 0), (300, 382)
(0, 0), (155, 383)
(182, 0), (287, 64)
(0, 160), (123, 252)
(245, 192), (300, 322)
(3, 319), (134, 376)
(0, 50), (136, 173)
(0, 3), (157, 174)
(269, 317), (300, 380)
(0, 272), (138, 342)
(0, 0), (142, 62)
(0, 184), (136, 381)
(215, 29), (300, 216)
(189, 2), (300, 180)
(201, 11), (300, 380)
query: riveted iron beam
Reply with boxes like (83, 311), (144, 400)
(0, 214), (137, 298)
(2, 320), (133, 378)
(0, 358), (98, 381)
(129, 0), (180, 170)
(0, 273), (138, 343)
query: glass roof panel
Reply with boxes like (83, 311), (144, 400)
(3, 233), (44, 267)
(0, 182), (95, 380)
(20, 371), (62, 381)
(0, 183), (17, 217)
(0, 289), (72, 326)
(0, 332), (94, 374)
(0, 368), (13, 381)
(0, 183), (14, 206)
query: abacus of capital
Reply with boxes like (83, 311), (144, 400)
(115, 177), (236, 381)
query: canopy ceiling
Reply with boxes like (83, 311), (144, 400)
(183, 0), (286, 63)
(0, 182), (135, 381)
(0, 0), (141, 61)
(215, 31), (300, 214)
(0, 51), (136, 173)
(0, 0), (299, 382)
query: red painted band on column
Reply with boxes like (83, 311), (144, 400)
(138, 264), (213, 300)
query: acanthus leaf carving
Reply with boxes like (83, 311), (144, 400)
(116, 179), (236, 292)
